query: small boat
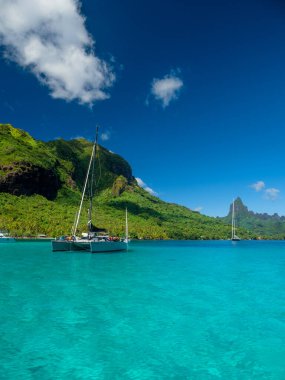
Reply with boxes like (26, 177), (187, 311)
(52, 127), (128, 253)
(0, 231), (16, 242)
(231, 199), (241, 241)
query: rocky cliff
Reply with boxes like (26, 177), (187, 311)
(0, 124), (134, 200)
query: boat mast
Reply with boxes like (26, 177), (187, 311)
(88, 126), (99, 234)
(72, 128), (98, 236)
(125, 207), (129, 242)
(232, 199), (235, 239)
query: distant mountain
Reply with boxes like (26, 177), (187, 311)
(0, 124), (243, 239)
(222, 197), (285, 238)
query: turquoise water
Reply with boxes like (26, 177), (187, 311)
(0, 240), (285, 379)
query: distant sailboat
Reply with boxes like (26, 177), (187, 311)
(231, 199), (241, 241)
(52, 126), (128, 253)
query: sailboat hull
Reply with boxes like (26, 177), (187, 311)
(52, 240), (127, 253)
(90, 241), (127, 252)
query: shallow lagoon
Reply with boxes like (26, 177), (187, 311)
(0, 240), (285, 379)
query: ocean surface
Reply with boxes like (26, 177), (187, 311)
(0, 240), (285, 380)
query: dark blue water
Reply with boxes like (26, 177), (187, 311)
(0, 240), (285, 379)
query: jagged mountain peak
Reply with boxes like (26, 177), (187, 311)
(228, 197), (249, 217)
(223, 197), (285, 237)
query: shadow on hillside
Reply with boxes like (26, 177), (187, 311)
(108, 199), (165, 221)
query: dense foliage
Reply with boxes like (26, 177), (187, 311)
(0, 124), (256, 239)
(0, 189), (251, 239)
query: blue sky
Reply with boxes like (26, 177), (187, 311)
(1, 0), (285, 216)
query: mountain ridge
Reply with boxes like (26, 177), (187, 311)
(0, 124), (254, 239)
(221, 197), (285, 238)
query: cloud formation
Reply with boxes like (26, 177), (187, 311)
(135, 177), (157, 196)
(135, 178), (145, 187)
(250, 181), (265, 192)
(250, 180), (280, 200)
(0, 0), (115, 105)
(265, 188), (280, 200)
(194, 206), (203, 212)
(101, 131), (110, 141)
(151, 71), (183, 107)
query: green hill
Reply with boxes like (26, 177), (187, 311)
(221, 197), (285, 238)
(0, 124), (252, 239)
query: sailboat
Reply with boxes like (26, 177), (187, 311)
(231, 199), (241, 241)
(52, 127), (128, 253)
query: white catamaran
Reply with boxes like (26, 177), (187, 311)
(52, 127), (128, 253)
(231, 199), (241, 241)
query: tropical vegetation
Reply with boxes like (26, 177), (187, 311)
(0, 124), (258, 239)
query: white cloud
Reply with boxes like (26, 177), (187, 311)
(265, 188), (280, 200)
(101, 131), (110, 141)
(70, 135), (85, 140)
(250, 181), (265, 192)
(194, 206), (203, 212)
(144, 187), (157, 196)
(135, 177), (157, 196)
(136, 178), (145, 187)
(250, 181), (280, 200)
(0, 0), (115, 105)
(151, 71), (183, 107)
